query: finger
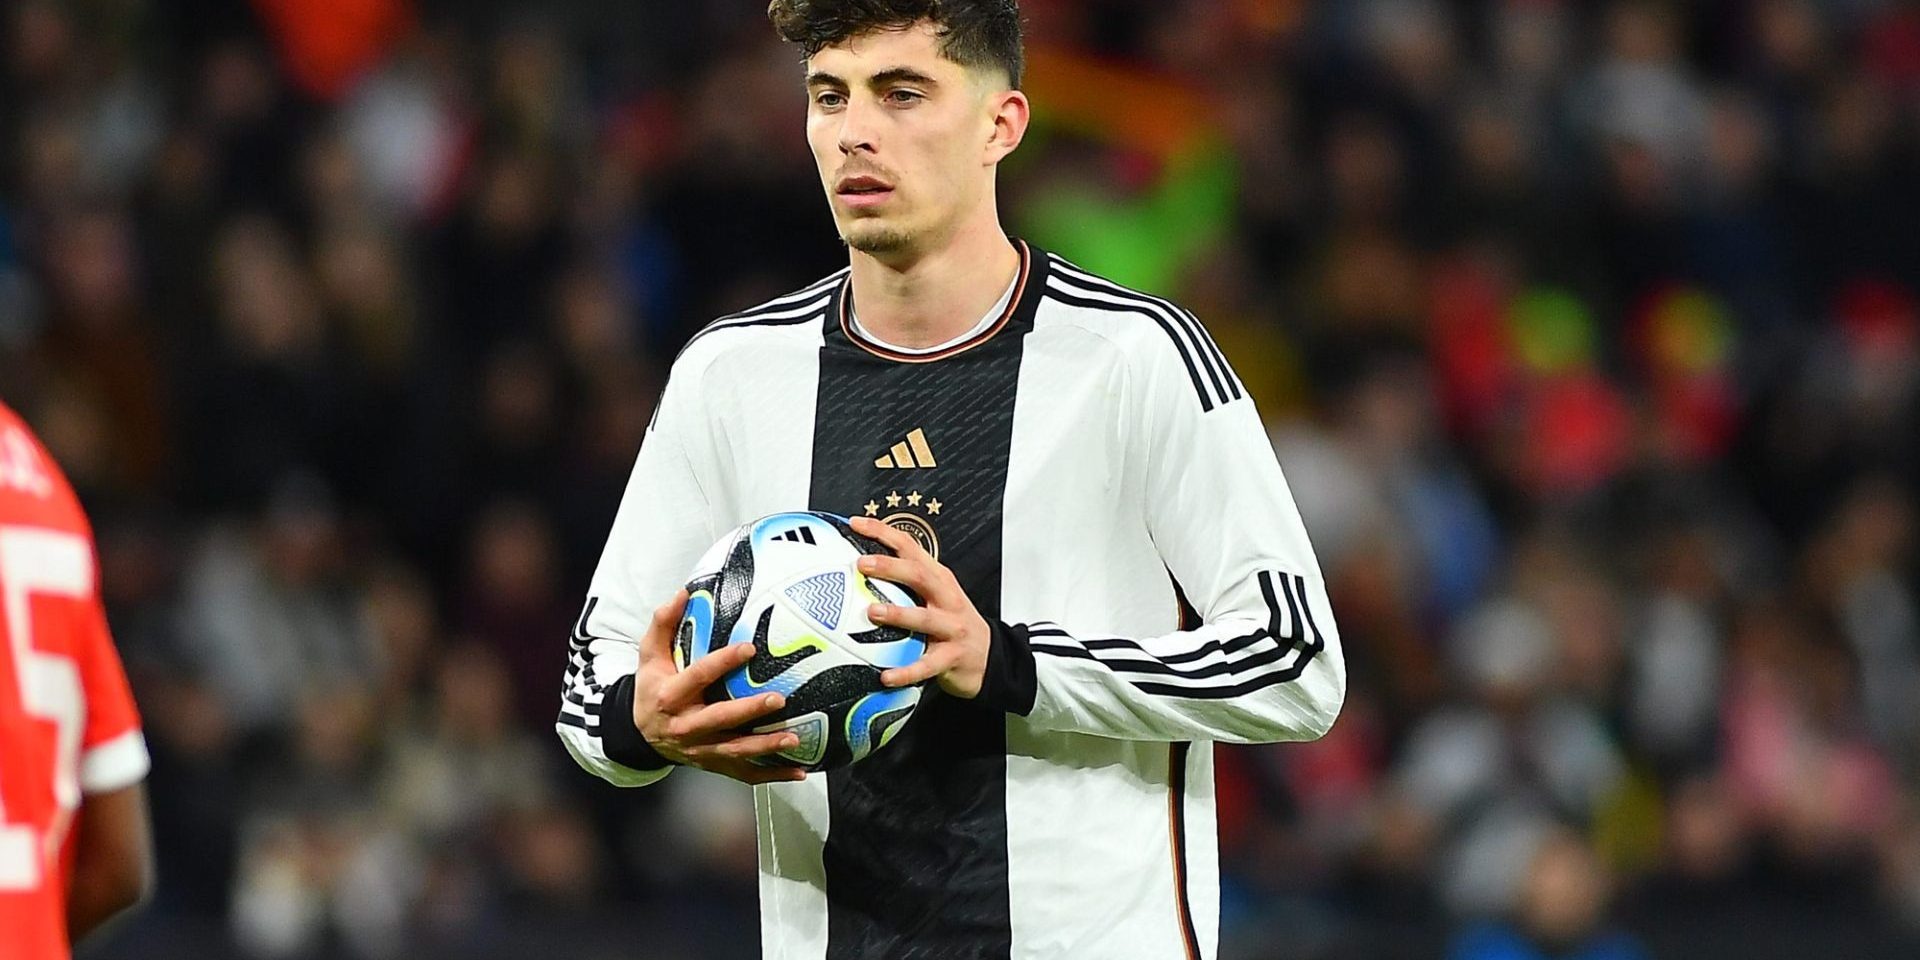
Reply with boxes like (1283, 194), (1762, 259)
(867, 601), (953, 638)
(669, 693), (789, 742)
(684, 730), (802, 762)
(638, 589), (690, 667)
(668, 641), (758, 701)
(857, 553), (940, 597)
(881, 648), (959, 689)
(850, 515), (932, 563)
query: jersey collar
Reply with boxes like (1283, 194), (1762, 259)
(834, 239), (1049, 364)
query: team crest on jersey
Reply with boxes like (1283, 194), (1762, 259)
(862, 489), (942, 560)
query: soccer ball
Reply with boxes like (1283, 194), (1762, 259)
(674, 511), (927, 771)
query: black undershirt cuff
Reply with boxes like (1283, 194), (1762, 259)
(978, 620), (1038, 717)
(600, 674), (677, 771)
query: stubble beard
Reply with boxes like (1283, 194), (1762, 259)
(842, 220), (915, 256)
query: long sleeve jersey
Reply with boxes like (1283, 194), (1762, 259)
(558, 241), (1345, 960)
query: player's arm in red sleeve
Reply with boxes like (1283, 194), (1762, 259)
(65, 592), (153, 943)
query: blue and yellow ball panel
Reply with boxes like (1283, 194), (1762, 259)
(673, 587), (719, 671)
(845, 687), (918, 758)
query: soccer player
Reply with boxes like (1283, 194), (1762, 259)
(0, 400), (154, 958)
(557, 2), (1345, 957)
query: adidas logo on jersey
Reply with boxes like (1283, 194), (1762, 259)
(874, 429), (937, 469)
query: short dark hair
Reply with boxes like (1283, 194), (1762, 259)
(767, 0), (1024, 89)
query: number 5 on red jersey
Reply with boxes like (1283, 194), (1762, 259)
(0, 404), (149, 959)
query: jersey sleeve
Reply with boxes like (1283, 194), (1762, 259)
(1001, 321), (1346, 744)
(556, 354), (719, 788)
(76, 595), (149, 796)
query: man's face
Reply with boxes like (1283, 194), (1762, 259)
(805, 22), (999, 257)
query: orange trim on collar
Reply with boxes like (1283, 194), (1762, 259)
(838, 240), (1032, 364)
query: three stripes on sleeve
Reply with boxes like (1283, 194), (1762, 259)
(1043, 254), (1245, 413)
(1025, 571), (1327, 699)
(558, 598), (608, 732)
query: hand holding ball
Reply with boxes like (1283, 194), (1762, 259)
(673, 512), (928, 771)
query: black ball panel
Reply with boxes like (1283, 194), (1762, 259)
(866, 704), (914, 749)
(845, 624), (918, 646)
(741, 608), (824, 688)
(713, 530), (756, 639)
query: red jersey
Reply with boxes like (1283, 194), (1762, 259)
(0, 401), (148, 960)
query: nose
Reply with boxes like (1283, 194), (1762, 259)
(837, 94), (880, 156)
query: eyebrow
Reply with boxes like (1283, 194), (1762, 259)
(805, 66), (942, 90)
(868, 67), (940, 88)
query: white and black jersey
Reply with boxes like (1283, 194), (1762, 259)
(558, 240), (1346, 960)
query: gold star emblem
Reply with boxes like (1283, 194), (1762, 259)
(926, 498), (942, 515)
(864, 500), (880, 517)
(886, 491), (902, 508)
(907, 491), (923, 507)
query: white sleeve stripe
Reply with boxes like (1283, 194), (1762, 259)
(1030, 640), (1312, 685)
(585, 639), (640, 688)
(559, 598), (610, 748)
(1030, 570), (1306, 668)
(558, 702), (601, 728)
(1033, 641), (1321, 700)
(1028, 624), (1274, 666)
(1029, 618), (1244, 663)
(560, 675), (602, 698)
(567, 597), (603, 651)
(1031, 634), (1290, 676)
(79, 730), (150, 794)
(561, 688), (605, 708)
(1029, 572), (1327, 695)
(560, 596), (646, 752)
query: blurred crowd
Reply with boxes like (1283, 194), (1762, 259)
(3, 1), (1919, 958)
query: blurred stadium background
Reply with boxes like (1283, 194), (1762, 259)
(4, 0), (1920, 958)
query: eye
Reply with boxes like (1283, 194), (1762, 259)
(886, 89), (923, 104)
(814, 91), (846, 109)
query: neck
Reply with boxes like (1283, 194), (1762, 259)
(845, 215), (1021, 350)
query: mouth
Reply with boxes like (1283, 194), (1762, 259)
(835, 175), (895, 209)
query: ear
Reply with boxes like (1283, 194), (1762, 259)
(984, 89), (1030, 166)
